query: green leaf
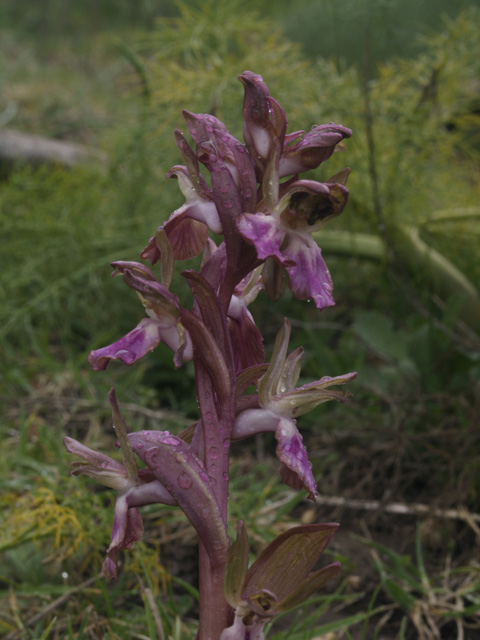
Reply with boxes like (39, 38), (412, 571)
(382, 578), (416, 611)
(225, 521), (250, 608)
(353, 310), (417, 374)
(244, 523), (339, 606)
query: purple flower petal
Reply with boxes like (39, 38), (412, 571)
(220, 616), (266, 640)
(163, 210), (210, 261)
(282, 232), (335, 309)
(65, 434), (178, 579)
(237, 213), (292, 265)
(239, 71), (287, 170)
(88, 318), (167, 370)
(228, 295), (264, 372)
(141, 165), (221, 263)
(279, 124), (352, 177)
(104, 498), (144, 578)
(275, 416), (317, 500)
(64, 436), (127, 490)
(233, 408), (279, 440)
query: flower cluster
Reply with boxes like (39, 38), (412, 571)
(66, 71), (355, 638)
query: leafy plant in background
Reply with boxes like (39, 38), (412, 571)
(304, 7), (480, 335)
(64, 71), (356, 638)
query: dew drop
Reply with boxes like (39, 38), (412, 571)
(209, 446), (219, 460)
(177, 472), (193, 490)
(223, 200), (234, 209)
(222, 438), (230, 449)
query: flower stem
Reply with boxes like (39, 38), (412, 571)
(198, 540), (232, 639)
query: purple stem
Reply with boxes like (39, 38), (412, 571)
(198, 540), (232, 639)
(195, 356), (234, 636)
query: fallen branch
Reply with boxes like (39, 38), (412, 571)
(315, 493), (480, 529)
(0, 128), (105, 168)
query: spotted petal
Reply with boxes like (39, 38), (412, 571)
(275, 416), (317, 500)
(281, 232), (335, 309)
(238, 213), (292, 266)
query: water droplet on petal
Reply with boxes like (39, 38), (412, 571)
(209, 446), (219, 460)
(177, 472), (192, 490)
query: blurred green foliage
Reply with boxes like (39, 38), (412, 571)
(267, 0), (479, 73)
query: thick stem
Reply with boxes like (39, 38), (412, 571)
(198, 540), (232, 639)
(195, 358), (233, 638)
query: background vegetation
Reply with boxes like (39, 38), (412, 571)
(1, 1), (479, 638)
